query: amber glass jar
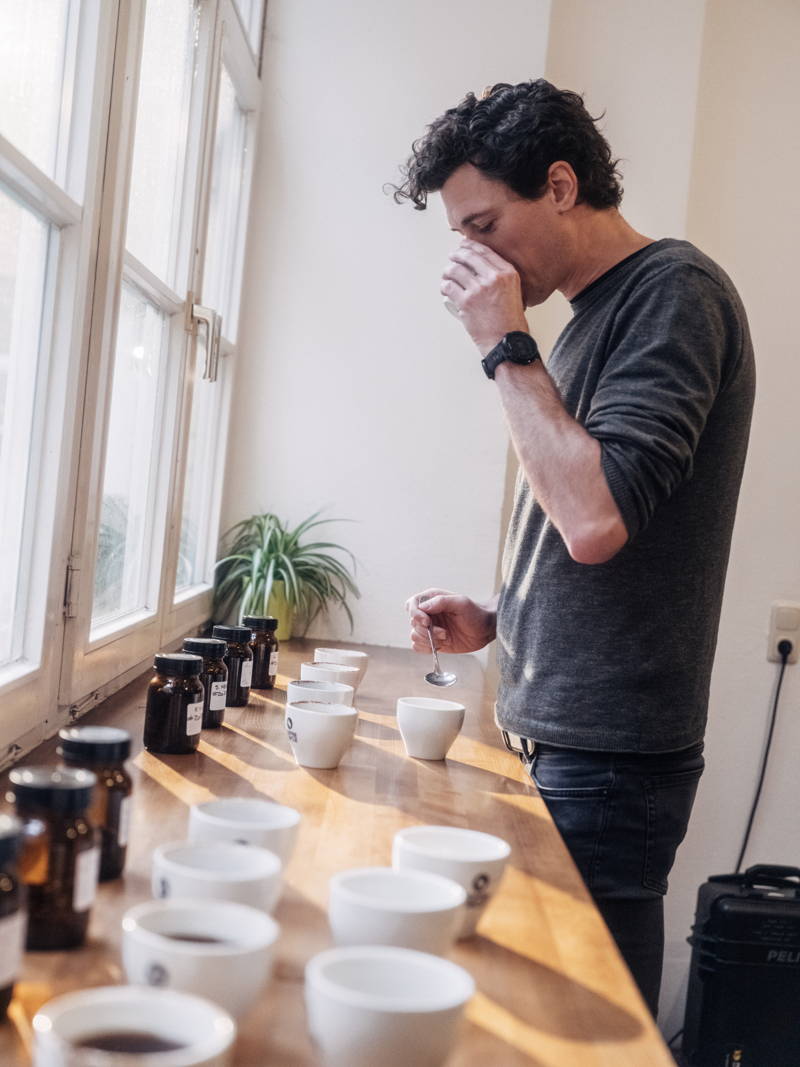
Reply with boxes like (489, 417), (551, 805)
(212, 625), (252, 707)
(58, 726), (132, 882)
(243, 616), (279, 689)
(8, 767), (99, 950)
(182, 637), (228, 728)
(143, 653), (204, 755)
(0, 815), (25, 1018)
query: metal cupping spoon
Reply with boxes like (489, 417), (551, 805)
(425, 624), (457, 688)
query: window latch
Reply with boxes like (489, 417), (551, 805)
(187, 294), (222, 382)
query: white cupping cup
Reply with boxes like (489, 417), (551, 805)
(188, 797), (301, 865)
(313, 648), (369, 687)
(328, 867), (466, 956)
(305, 945), (474, 1067)
(286, 679), (355, 707)
(300, 661), (361, 690)
(32, 985), (236, 1067)
(395, 697), (465, 760)
(152, 840), (282, 913)
(122, 898), (279, 1019)
(285, 701), (357, 769)
(392, 825), (511, 938)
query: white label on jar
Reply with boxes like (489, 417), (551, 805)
(240, 659), (253, 688)
(210, 681), (227, 711)
(186, 701), (203, 736)
(117, 795), (132, 847)
(269, 651), (278, 674)
(0, 911), (26, 987)
(73, 846), (100, 912)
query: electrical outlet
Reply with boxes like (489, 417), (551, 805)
(767, 601), (800, 664)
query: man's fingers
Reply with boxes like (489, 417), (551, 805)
(412, 623), (446, 643)
(449, 247), (494, 278)
(460, 238), (515, 269)
(442, 262), (477, 290)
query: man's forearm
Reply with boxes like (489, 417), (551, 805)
(494, 359), (627, 564)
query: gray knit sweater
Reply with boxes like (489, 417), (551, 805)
(495, 239), (755, 753)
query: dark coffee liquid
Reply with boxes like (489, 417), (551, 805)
(223, 645), (251, 706)
(144, 673), (204, 755)
(163, 932), (227, 943)
(75, 1031), (186, 1052)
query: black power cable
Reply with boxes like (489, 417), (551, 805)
(734, 638), (792, 874)
(664, 639), (793, 1058)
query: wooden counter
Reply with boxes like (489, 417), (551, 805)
(0, 640), (675, 1066)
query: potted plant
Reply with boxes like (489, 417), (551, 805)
(212, 512), (359, 640)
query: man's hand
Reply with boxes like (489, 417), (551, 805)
(405, 588), (497, 654)
(441, 240), (529, 356)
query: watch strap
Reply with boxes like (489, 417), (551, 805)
(481, 331), (540, 379)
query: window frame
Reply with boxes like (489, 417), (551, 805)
(0, 0), (263, 759)
(0, 0), (115, 761)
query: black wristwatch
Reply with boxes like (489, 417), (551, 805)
(481, 331), (540, 380)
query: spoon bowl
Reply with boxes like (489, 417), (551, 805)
(425, 626), (457, 688)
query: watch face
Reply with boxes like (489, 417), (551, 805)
(506, 332), (537, 364)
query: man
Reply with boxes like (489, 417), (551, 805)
(394, 80), (754, 1017)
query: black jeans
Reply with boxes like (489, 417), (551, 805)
(526, 739), (705, 1017)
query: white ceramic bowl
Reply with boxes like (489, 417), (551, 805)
(300, 661), (361, 690)
(305, 945), (474, 1067)
(392, 825), (511, 938)
(328, 866), (466, 956)
(32, 985), (236, 1067)
(287, 679), (354, 707)
(188, 798), (301, 865)
(285, 701), (357, 769)
(122, 898), (279, 1019)
(313, 648), (369, 686)
(152, 841), (282, 913)
(395, 697), (465, 761)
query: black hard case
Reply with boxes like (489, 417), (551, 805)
(683, 864), (800, 1066)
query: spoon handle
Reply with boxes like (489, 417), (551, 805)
(427, 624), (444, 675)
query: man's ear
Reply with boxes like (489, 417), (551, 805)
(548, 161), (579, 213)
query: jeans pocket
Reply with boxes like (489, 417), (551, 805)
(528, 751), (614, 891)
(642, 764), (704, 895)
(528, 750), (614, 798)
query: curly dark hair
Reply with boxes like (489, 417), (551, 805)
(391, 79), (623, 211)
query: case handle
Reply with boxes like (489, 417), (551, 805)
(744, 864), (800, 886)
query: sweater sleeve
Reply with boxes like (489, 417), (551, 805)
(583, 263), (740, 541)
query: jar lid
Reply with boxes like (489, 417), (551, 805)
(183, 637), (227, 659)
(242, 616), (278, 632)
(212, 625), (252, 644)
(0, 813), (22, 865)
(154, 653), (204, 677)
(8, 766), (97, 813)
(57, 725), (132, 763)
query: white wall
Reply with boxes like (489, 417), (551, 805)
(222, 0), (551, 647)
(660, 0), (800, 1037)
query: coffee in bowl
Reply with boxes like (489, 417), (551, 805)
(73, 1032), (187, 1053)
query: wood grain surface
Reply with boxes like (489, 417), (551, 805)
(0, 640), (675, 1066)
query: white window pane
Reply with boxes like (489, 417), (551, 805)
(202, 65), (248, 340)
(92, 285), (167, 629)
(234, 0), (264, 55)
(0, 187), (51, 667)
(174, 337), (220, 595)
(125, 0), (198, 286)
(0, 0), (73, 183)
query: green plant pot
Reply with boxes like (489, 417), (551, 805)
(267, 581), (295, 641)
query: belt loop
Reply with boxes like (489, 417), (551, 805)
(521, 737), (535, 760)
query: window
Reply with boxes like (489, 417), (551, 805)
(0, 0), (262, 761)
